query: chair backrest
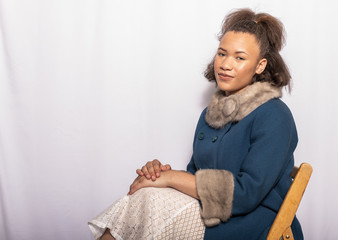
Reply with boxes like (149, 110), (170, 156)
(267, 163), (313, 240)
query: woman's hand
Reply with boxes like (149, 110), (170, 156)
(136, 159), (171, 181)
(129, 170), (199, 199)
(128, 170), (172, 195)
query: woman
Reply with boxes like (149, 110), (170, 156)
(89, 8), (303, 240)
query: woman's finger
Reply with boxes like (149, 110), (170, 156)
(146, 161), (156, 181)
(136, 169), (144, 176)
(160, 164), (171, 171)
(141, 165), (151, 179)
(128, 176), (142, 195)
(153, 161), (162, 178)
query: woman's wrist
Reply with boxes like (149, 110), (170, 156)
(160, 169), (175, 188)
(165, 170), (198, 199)
(165, 170), (183, 187)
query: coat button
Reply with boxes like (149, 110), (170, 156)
(198, 132), (204, 140)
(212, 136), (218, 142)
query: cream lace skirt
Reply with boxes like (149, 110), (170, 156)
(88, 187), (205, 240)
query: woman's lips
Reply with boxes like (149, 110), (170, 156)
(218, 73), (234, 81)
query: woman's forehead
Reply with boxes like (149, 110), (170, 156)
(219, 31), (260, 55)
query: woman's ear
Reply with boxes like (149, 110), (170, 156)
(255, 58), (267, 74)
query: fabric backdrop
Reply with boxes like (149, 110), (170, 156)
(1, 0), (337, 239)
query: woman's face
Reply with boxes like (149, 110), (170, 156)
(214, 31), (267, 96)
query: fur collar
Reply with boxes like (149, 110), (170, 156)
(205, 82), (282, 129)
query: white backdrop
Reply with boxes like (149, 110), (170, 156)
(1, 0), (337, 239)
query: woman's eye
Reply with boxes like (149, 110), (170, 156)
(217, 52), (226, 57)
(236, 57), (245, 60)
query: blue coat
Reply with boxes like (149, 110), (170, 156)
(187, 98), (303, 240)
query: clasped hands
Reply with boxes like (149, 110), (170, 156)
(128, 159), (172, 195)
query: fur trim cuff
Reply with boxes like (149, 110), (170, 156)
(196, 169), (234, 227)
(205, 82), (282, 128)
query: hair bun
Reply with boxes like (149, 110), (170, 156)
(254, 14), (285, 51)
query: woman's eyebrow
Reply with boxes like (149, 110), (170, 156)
(218, 47), (248, 55)
(235, 50), (248, 55)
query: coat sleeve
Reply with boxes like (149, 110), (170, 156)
(186, 156), (197, 174)
(196, 169), (234, 227)
(195, 101), (298, 225)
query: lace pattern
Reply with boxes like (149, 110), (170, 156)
(88, 187), (205, 240)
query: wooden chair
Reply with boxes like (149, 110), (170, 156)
(267, 163), (313, 240)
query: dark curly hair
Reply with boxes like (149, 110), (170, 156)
(204, 8), (291, 90)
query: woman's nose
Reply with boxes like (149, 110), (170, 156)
(220, 57), (233, 70)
